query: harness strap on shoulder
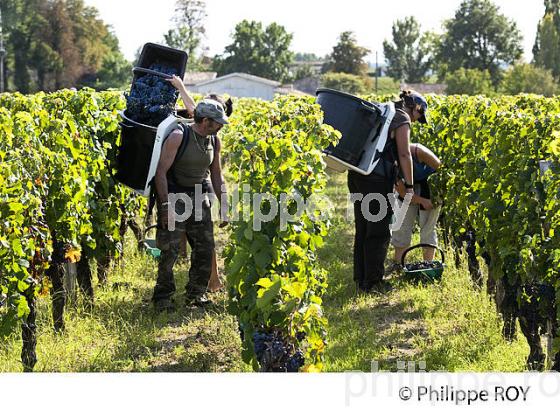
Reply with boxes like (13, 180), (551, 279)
(147, 124), (191, 220)
(168, 124), (191, 186)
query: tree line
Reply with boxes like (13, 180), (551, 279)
(0, 0), (130, 93)
(2, 0), (559, 96)
(383, 0), (560, 95)
(175, 0), (560, 96)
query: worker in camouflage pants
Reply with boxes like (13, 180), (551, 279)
(152, 99), (229, 311)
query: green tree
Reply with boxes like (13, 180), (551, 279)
(93, 52), (132, 90)
(213, 20), (294, 82)
(323, 31), (369, 76)
(438, 0), (523, 85)
(500, 63), (558, 96)
(46, 0), (81, 89)
(544, 0), (560, 30)
(533, 0), (560, 79)
(1, 0), (129, 92)
(1, 0), (47, 93)
(320, 72), (372, 94)
(163, 0), (207, 70)
(533, 14), (560, 78)
(383, 17), (433, 82)
(445, 68), (493, 95)
(293, 64), (315, 81)
(294, 52), (322, 62)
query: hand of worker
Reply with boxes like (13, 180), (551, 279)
(420, 198), (434, 211)
(166, 75), (185, 91)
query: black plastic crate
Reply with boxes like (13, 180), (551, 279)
(316, 88), (384, 167)
(134, 42), (188, 80)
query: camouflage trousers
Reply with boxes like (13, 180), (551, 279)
(152, 199), (215, 302)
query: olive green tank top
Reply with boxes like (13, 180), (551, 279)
(169, 125), (214, 189)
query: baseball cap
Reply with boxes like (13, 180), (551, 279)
(409, 91), (428, 124)
(195, 99), (229, 125)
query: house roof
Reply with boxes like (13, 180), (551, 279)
(183, 71), (217, 85)
(275, 85), (311, 96)
(194, 72), (281, 87)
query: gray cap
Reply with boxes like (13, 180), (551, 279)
(195, 99), (229, 125)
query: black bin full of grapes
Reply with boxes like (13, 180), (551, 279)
(115, 43), (188, 193)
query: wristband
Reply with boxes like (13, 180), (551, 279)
(404, 183), (414, 189)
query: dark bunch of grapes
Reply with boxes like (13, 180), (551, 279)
(405, 260), (443, 272)
(253, 330), (306, 372)
(125, 63), (179, 127)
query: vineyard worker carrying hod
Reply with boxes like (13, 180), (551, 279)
(152, 99), (229, 311)
(348, 90), (428, 293)
(390, 143), (442, 270)
(167, 75), (233, 293)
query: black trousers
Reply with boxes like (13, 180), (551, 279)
(347, 171), (393, 289)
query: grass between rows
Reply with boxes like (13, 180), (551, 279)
(0, 172), (529, 372)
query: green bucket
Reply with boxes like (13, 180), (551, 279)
(401, 244), (445, 282)
(139, 225), (161, 259)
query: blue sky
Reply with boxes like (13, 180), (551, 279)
(84, 0), (545, 64)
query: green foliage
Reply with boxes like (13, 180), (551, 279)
(411, 94), (560, 360)
(383, 17), (433, 83)
(0, 0), (129, 92)
(437, 0), (523, 85)
(294, 52), (322, 62)
(93, 53), (133, 91)
(500, 63), (558, 96)
(323, 31), (369, 76)
(369, 76), (401, 95)
(292, 64), (316, 82)
(321, 72), (372, 95)
(213, 20), (294, 82)
(533, 13), (560, 79)
(0, 89), (139, 339)
(445, 68), (494, 95)
(221, 96), (339, 371)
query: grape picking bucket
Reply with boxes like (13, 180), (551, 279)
(116, 43), (190, 196)
(401, 244), (445, 282)
(115, 112), (158, 192)
(133, 42), (188, 83)
(315, 88), (395, 175)
(139, 224), (160, 259)
(115, 113), (190, 196)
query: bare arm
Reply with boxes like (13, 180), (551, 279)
(395, 180), (433, 210)
(209, 136), (229, 225)
(415, 143), (442, 170)
(167, 75), (195, 117)
(155, 130), (183, 205)
(395, 125), (414, 187)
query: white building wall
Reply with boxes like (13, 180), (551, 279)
(191, 76), (276, 100)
